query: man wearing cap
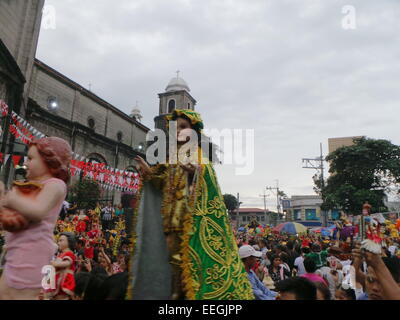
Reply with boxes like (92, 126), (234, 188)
(239, 245), (278, 300)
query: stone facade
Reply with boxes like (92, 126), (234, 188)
(0, 1), (151, 203)
(29, 60), (148, 150)
(26, 60), (150, 203)
(0, 0), (44, 101)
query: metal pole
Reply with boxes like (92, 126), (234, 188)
(259, 190), (269, 226)
(320, 143), (327, 227)
(276, 180), (280, 223)
(263, 190), (267, 226)
(236, 192), (240, 230)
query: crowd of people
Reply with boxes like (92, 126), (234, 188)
(0, 114), (399, 301)
(235, 220), (400, 300)
(0, 201), (132, 300)
(1, 200), (400, 300)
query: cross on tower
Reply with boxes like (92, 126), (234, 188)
(176, 70), (180, 78)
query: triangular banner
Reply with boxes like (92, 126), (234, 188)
(12, 155), (22, 167)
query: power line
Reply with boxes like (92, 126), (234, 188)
(302, 143), (327, 227)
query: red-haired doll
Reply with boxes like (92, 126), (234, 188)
(0, 137), (72, 300)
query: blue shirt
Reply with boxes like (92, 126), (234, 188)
(357, 292), (368, 300)
(247, 270), (278, 300)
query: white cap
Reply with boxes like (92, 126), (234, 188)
(239, 245), (262, 259)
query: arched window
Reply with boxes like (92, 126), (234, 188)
(117, 131), (123, 142)
(88, 117), (95, 129)
(168, 99), (176, 113)
(187, 103), (191, 109)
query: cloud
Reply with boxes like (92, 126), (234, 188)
(37, 0), (400, 207)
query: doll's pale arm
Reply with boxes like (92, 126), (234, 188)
(51, 258), (71, 269)
(3, 181), (65, 223)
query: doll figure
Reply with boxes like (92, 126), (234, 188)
(47, 232), (76, 300)
(361, 217), (382, 254)
(0, 137), (72, 300)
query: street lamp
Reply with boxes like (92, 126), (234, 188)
(47, 97), (58, 110)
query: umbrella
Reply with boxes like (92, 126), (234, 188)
(273, 222), (307, 234)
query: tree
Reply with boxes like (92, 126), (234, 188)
(223, 194), (238, 214)
(317, 137), (400, 215)
(278, 190), (288, 199)
(69, 178), (101, 209)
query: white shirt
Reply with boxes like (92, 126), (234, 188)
(294, 255), (306, 276)
(389, 245), (397, 257)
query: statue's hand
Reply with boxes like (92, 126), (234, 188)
(134, 156), (151, 176)
(180, 163), (198, 174)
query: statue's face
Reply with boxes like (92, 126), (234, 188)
(176, 117), (194, 144)
(25, 146), (51, 180)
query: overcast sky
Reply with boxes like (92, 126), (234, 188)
(36, 0), (400, 210)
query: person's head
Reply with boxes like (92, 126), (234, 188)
(58, 232), (76, 251)
(365, 257), (400, 300)
(275, 277), (317, 300)
(98, 255), (108, 269)
(365, 266), (383, 300)
(271, 255), (282, 268)
(279, 252), (289, 264)
(27, 137), (72, 183)
(312, 244), (321, 252)
(301, 247), (310, 255)
(73, 272), (92, 300)
(335, 286), (356, 300)
(315, 282), (331, 300)
(258, 239), (267, 249)
(382, 256), (400, 284)
(76, 238), (85, 250)
(239, 245), (262, 270)
(99, 272), (129, 300)
(83, 273), (108, 300)
(304, 257), (317, 273)
(276, 244), (286, 254)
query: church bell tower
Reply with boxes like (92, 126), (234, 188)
(154, 71), (197, 131)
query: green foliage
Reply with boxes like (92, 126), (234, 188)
(69, 178), (101, 209)
(318, 137), (400, 215)
(223, 194), (238, 213)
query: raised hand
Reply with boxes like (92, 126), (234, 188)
(134, 156), (151, 176)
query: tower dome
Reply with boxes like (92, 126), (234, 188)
(165, 71), (190, 92)
(130, 106), (142, 122)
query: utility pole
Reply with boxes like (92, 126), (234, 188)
(259, 190), (269, 225)
(302, 143), (327, 227)
(266, 180), (281, 226)
(236, 193), (242, 230)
